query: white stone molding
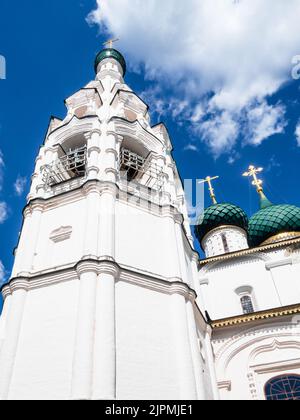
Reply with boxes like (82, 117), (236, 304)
(199, 252), (271, 275)
(217, 380), (232, 391)
(49, 226), (72, 243)
(2, 259), (198, 304)
(265, 258), (293, 270)
(214, 324), (300, 378)
(47, 116), (100, 148)
(112, 118), (164, 154)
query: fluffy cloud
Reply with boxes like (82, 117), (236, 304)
(0, 202), (8, 224)
(0, 261), (5, 286)
(88, 0), (300, 155)
(295, 120), (300, 146)
(244, 101), (287, 146)
(0, 151), (4, 191)
(14, 175), (27, 197)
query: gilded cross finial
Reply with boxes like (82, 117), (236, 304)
(103, 37), (120, 49)
(199, 176), (220, 205)
(243, 165), (264, 196)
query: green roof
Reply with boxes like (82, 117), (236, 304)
(94, 48), (126, 76)
(195, 203), (249, 246)
(248, 204), (300, 247)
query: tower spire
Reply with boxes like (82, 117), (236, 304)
(199, 176), (219, 205)
(243, 165), (272, 209)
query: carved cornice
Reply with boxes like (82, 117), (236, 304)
(211, 303), (300, 329)
(2, 259), (198, 304)
(200, 237), (300, 266)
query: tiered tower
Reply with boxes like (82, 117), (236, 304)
(0, 47), (217, 400)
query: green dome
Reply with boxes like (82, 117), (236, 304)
(94, 48), (126, 75)
(248, 203), (300, 247)
(195, 203), (249, 245)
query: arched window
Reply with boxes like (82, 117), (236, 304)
(240, 295), (254, 314)
(265, 375), (300, 400)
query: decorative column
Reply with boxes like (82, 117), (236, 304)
(83, 184), (100, 259)
(104, 130), (119, 183)
(0, 286), (27, 400)
(171, 292), (197, 400)
(85, 129), (101, 180)
(204, 326), (220, 400)
(174, 216), (189, 285)
(165, 158), (177, 201)
(92, 264), (118, 400)
(14, 204), (43, 276)
(186, 299), (206, 400)
(28, 151), (44, 201)
(71, 263), (98, 400)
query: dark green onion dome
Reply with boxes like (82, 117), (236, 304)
(94, 48), (126, 76)
(195, 203), (249, 246)
(248, 196), (300, 247)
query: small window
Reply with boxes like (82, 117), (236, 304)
(240, 295), (254, 314)
(221, 233), (229, 253)
(265, 375), (300, 400)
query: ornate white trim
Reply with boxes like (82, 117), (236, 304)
(2, 259), (198, 305)
(49, 226), (72, 243)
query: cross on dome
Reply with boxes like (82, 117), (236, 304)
(243, 165), (264, 195)
(199, 176), (220, 205)
(103, 37), (120, 49)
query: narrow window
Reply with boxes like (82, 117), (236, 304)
(240, 295), (254, 314)
(221, 233), (229, 253)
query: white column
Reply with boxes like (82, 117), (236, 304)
(14, 205), (43, 275)
(98, 187), (116, 260)
(165, 159), (177, 200)
(71, 266), (97, 400)
(171, 293), (197, 400)
(85, 130), (101, 180)
(174, 219), (188, 284)
(186, 300), (206, 400)
(28, 152), (44, 201)
(83, 186), (100, 259)
(165, 215), (181, 279)
(204, 328), (220, 400)
(104, 132), (118, 183)
(92, 268), (117, 400)
(0, 288), (27, 400)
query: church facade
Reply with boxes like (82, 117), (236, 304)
(0, 47), (299, 400)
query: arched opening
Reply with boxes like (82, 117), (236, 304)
(42, 134), (87, 188)
(119, 137), (149, 183)
(264, 375), (300, 400)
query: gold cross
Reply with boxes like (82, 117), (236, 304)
(103, 38), (120, 49)
(243, 165), (264, 194)
(199, 176), (220, 205)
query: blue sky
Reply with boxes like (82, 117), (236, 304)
(1, 0), (300, 311)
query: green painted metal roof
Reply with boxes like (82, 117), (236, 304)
(195, 203), (249, 245)
(248, 204), (300, 247)
(94, 48), (126, 75)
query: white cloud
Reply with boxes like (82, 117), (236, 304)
(88, 0), (300, 154)
(184, 144), (199, 153)
(14, 176), (27, 197)
(244, 101), (287, 146)
(0, 261), (5, 286)
(0, 151), (4, 191)
(295, 120), (300, 146)
(0, 202), (8, 224)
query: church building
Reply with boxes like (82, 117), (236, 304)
(0, 46), (299, 400)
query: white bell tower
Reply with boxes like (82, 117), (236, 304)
(0, 47), (217, 400)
